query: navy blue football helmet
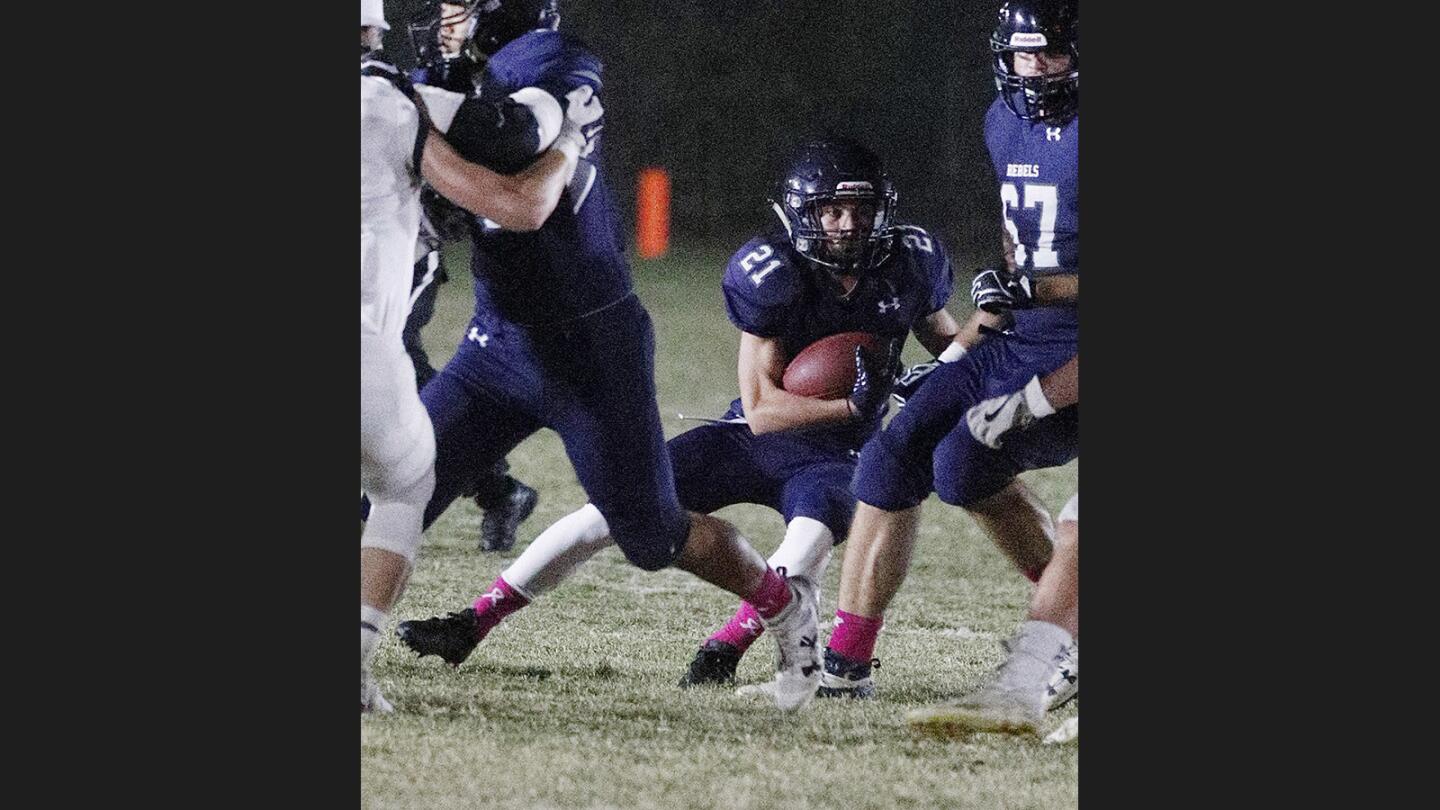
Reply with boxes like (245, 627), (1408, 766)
(771, 137), (898, 277)
(408, 1), (560, 79)
(990, 0), (1079, 123)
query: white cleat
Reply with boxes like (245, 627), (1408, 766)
(1043, 640), (1078, 711)
(906, 683), (1044, 738)
(1043, 716), (1078, 745)
(759, 574), (822, 711)
(735, 680), (779, 699)
(362, 667), (393, 715)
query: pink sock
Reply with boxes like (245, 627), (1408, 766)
(471, 575), (530, 640)
(749, 567), (793, 620)
(708, 602), (765, 652)
(828, 609), (883, 664)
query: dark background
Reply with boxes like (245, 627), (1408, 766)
(383, 0), (1006, 266)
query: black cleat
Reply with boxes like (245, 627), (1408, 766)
(678, 640), (742, 688)
(816, 648), (879, 699)
(396, 608), (482, 667)
(479, 480), (539, 552)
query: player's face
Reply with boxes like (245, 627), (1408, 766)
(1013, 50), (1073, 78)
(817, 199), (876, 266)
(439, 2), (472, 56)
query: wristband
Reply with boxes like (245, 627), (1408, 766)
(1023, 375), (1057, 418)
(938, 342), (967, 363)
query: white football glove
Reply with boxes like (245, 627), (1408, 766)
(965, 375), (1056, 449)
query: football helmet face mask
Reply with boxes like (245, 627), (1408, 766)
(990, 0), (1079, 123)
(771, 138), (898, 278)
(408, 1), (560, 77)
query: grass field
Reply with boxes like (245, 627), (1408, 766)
(361, 242), (1079, 809)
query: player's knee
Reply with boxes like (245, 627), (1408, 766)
(853, 438), (930, 512)
(611, 510), (689, 572)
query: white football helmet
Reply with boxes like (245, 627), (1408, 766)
(361, 0), (390, 31)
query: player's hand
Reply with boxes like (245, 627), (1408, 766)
(562, 86), (604, 158)
(848, 340), (900, 421)
(965, 389), (1037, 449)
(970, 267), (1035, 313)
(890, 361), (940, 410)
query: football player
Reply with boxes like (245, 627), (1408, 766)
(396, 138), (961, 693)
(360, 0), (586, 713)
(814, 0), (1080, 703)
(383, 0), (824, 711)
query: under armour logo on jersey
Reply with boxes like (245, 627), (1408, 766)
(877, 297), (901, 314)
(1047, 127), (1062, 142)
(467, 327), (490, 347)
(479, 587), (504, 606)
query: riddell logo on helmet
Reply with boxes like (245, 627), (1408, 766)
(836, 181), (873, 192)
(1009, 32), (1048, 47)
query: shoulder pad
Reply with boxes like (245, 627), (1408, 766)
(721, 236), (805, 336)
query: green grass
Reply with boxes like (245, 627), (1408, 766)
(363, 243), (1078, 809)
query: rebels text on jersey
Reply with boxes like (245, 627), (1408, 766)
(721, 225), (954, 446)
(984, 98), (1078, 347)
(462, 30), (626, 326)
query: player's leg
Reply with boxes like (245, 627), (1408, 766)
(471, 457), (541, 553)
(552, 297), (822, 710)
(360, 335), (437, 713)
(386, 354), (544, 666)
(403, 252), (443, 390)
(1037, 493), (1078, 709)
(674, 427), (794, 687)
(819, 350), (995, 696)
(907, 492), (1078, 736)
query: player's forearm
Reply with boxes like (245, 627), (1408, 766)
(743, 388), (853, 435)
(421, 129), (578, 231)
(955, 308), (1005, 350)
(1034, 273), (1078, 305)
(913, 309), (961, 357)
(1039, 355), (1078, 409)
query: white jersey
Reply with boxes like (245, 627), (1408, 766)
(360, 63), (423, 340)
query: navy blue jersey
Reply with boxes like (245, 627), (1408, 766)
(983, 98), (1078, 346)
(464, 30), (629, 326)
(720, 224), (954, 447)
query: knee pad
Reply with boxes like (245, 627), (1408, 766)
(768, 517), (834, 583)
(611, 509), (690, 572)
(852, 434), (932, 512)
(362, 414), (437, 506)
(360, 463), (436, 562)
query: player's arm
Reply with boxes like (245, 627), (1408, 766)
(910, 308), (961, 357)
(420, 126), (579, 232)
(737, 332), (854, 435)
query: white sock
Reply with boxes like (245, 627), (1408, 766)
(503, 503), (614, 597)
(361, 604), (387, 666)
(1023, 375), (1057, 418)
(767, 517), (834, 583)
(997, 620), (1074, 703)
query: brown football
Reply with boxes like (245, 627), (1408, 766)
(782, 331), (880, 399)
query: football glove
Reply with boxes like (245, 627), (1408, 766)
(970, 267), (1035, 313)
(965, 375), (1057, 448)
(890, 361), (940, 409)
(848, 340), (901, 422)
